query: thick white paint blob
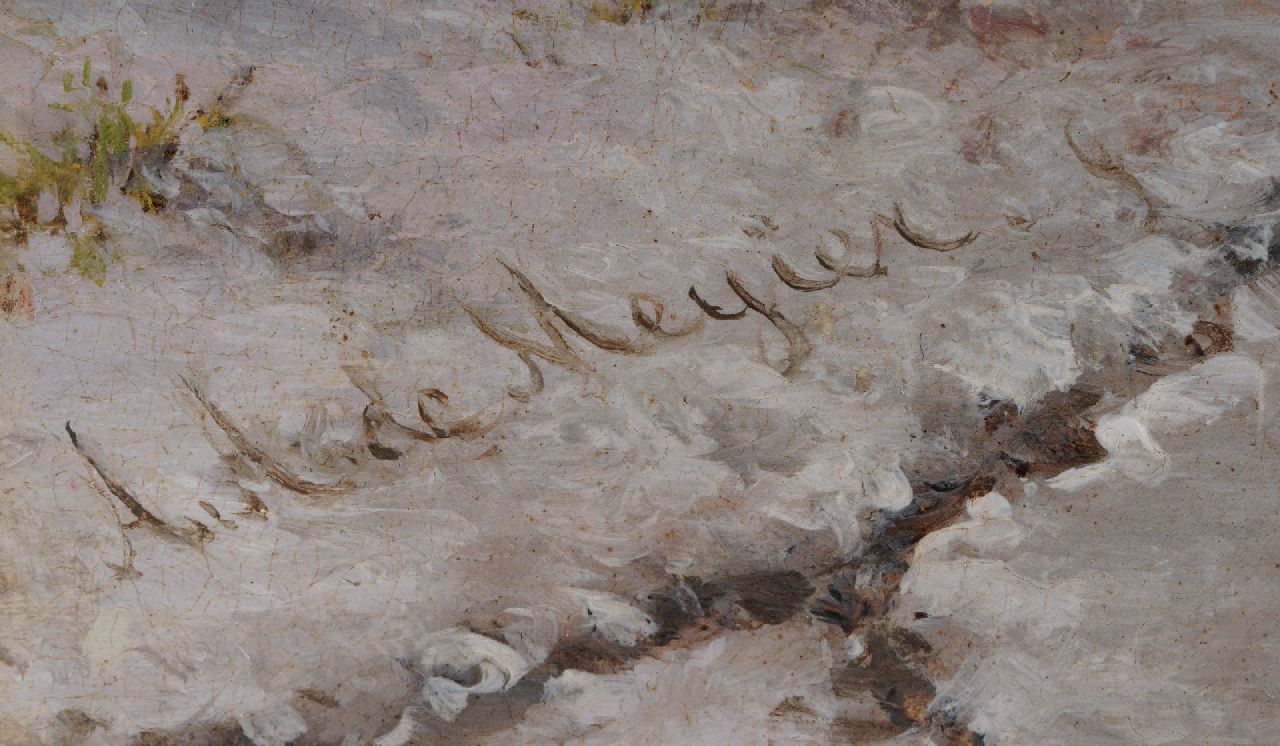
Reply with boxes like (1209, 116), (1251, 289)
(417, 630), (533, 721)
(1051, 355), (1262, 490)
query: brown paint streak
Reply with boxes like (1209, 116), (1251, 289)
(65, 422), (193, 543)
(890, 203), (979, 252)
(725, 270), (812, 377)
(182, 376), (353, 495)
(1065, 125), (1161, 227)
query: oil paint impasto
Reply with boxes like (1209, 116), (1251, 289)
(2, 2), (1278, 744)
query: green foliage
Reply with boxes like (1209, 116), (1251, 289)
(0, 58), (195, 284)
(586, 0), (653, 24)
(0, 58), (188, 221)
(15, 20), (57, 37)
(69, 233), (106, 286)
(0, 129), (82, 212)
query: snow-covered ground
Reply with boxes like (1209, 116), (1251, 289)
(2, 2), (1279, 743)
